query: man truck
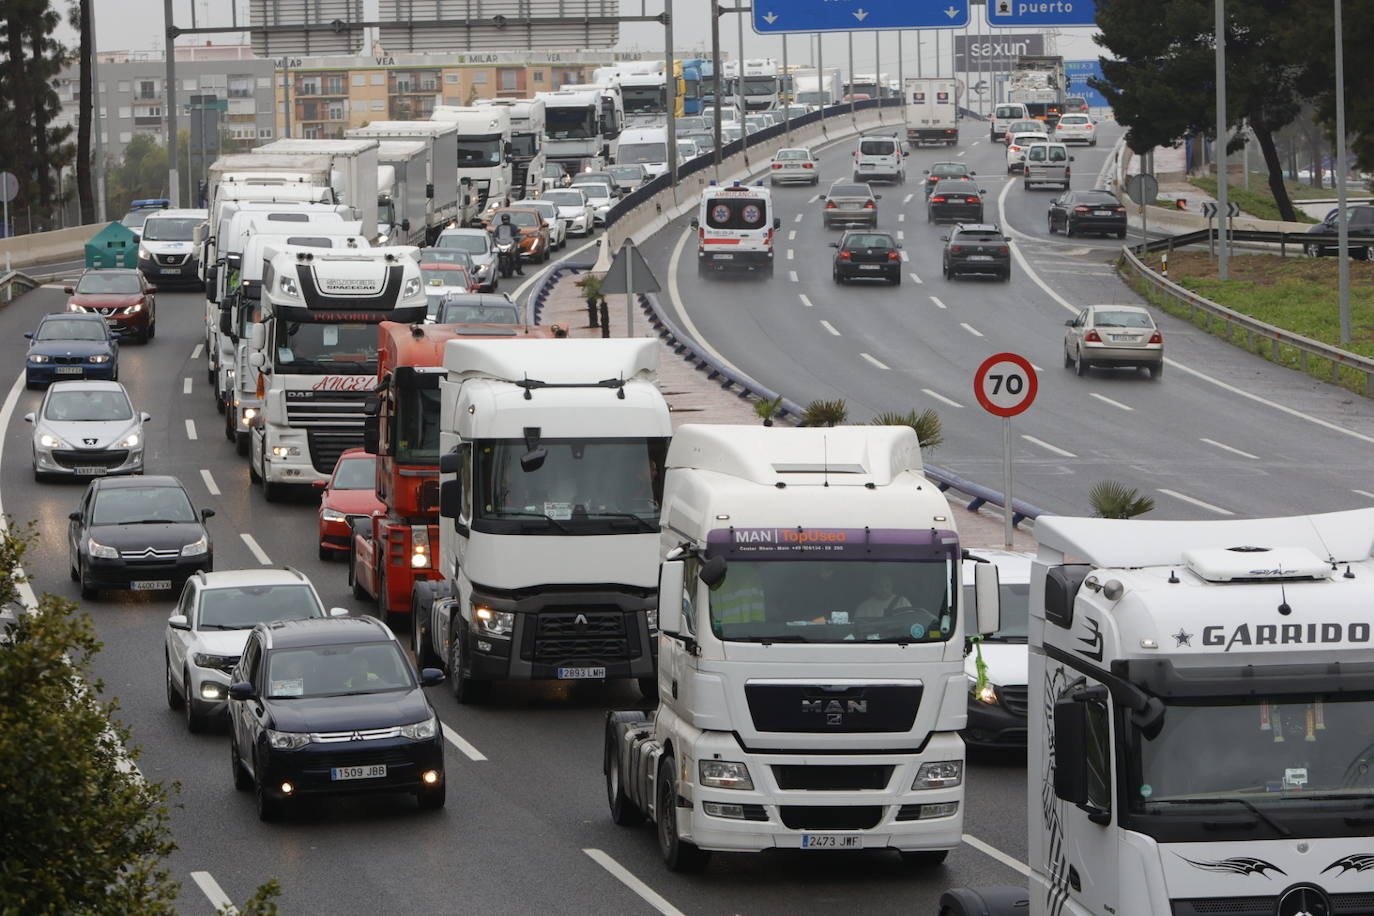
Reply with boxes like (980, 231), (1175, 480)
(604, 424), (1001, 872)
(940, 508), (1374, 915)
(430, 105), (513, 215)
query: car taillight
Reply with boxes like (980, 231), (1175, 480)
(699, 227), (706, 239)
(887, 251), (900, 261)
(1148, 331), (1163, 344)
(826, 201), (837, 209)
(839, 250), (852, 259)
(950, 245), (963, 253)
(998, 246), (1009, 254)
(1056, 123), (1065, 129)
(931, 196), (946, 203)
(1009, 145), (1021, 152)
(1113, 206), (1126, 212)
(802, 162), (813, 168)
(1073, 206), (1091, 213)
(771, 163), (782, 169)
(863, 201), (875, 209)
(1085, 124), (1094, 130)
(1085, 330), (1102, 342)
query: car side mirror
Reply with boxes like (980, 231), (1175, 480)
(874, 194), (882, 200)
(689, 217), (699, 229)
(420, 667), (446, 687)
(773, 217), (781, 230)
(63, 286), (74, 294)
(200, 508), (215, 520)
(328, 607), (349, 617)
(895, 242), (903, 249)
(146, 286), (158, 293)
(228, 681), (255, 701)
(168, 614), (190, 630)
(23, 412), (34, 423)
(1065, 319), (1076, 326)
(141, 412), (151, 422)
(940, 235), (949, 242)
(68, 511), (81, 522)
(970, 170), (977, 176)
(979, 189), (987, 195)
(828, 242), (839, 248)
(23, 332), (32, 339)
(1070, 156), (1076, 162)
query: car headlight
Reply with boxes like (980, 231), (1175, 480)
(138, 245), (151, 260)
(321, 508), (347, 523)
(403, 277), (422, 298)
(271, 445), (300, 458)
(913, 760), (963, 790)
(699, 760), (754, 790)
(267, 728), (311, 750)
(119, 431), (141, 449)
(192, 652), (239, 670)
(278, 275), (299, 298)
(37, 432), (67, 449)
(28, 354), (50, 363)
(89, 355), (111, 364)
(399, 716), (438, 740)
(87, 538), (119, 559)
(180, 535), (208, 557)
(472, 605), (515, 638)
(67, 302), (84, 312)
(126, 302), (143, 313)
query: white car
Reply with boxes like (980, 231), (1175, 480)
(539, 188), (595, 237)
(573, 181), (615, 226)
(769, 147), (820, 186)
(434, 227), (499, 292)
(165, 568), (346, 731)
(522, 199), (567, 250)
(962, 550), (1033, 749)
(1005, 131), (1050, 173)
(1054, 113), (1097, 146)
(27, 380), (148, 481)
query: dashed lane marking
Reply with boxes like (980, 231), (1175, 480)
(788, 229), (797, 240)
(960, 322), (984, 338)
(583, 849), (687, 916)
(820, 320), (841, 336)
(239, 533), (271, 565)
(442, 723), (488, 762)
(787, 248), (795, 260)
(182, 377), (192, 395)
(798, 294), (814, 308)
(1089, 392), (1133, 411)
(788, 270), (799, 282)
(191, 343), (203, 360)
(1022, 435), (1077, 458)
(922, 388), (965, 408)
(794, 213), (803, 223)
(929, 296), (947, 309)
(1158, 488), (1234, 516)
(190, 872), (237, 915)
(1355, 489), (1374, 500)
(860, 352), (890, 370)
(1201, 437), (1260, 460)
(909, 272), (923, 284)
(199, 469), (220, 496)
(185, 419), (197, 440)
(903, 193), (913, 204)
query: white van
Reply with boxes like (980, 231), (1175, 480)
(1023, 141), (1073, 191)
(690, 179), (779, 277)
(990, 102), (1031, 143)
(852, 133), (906, 184)
(962, 550), (1033, 748)
(615, 127), (670, 179)
(137, 208), (208, 287)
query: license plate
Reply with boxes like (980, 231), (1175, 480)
(331, 764), (386, 781)
(557, 666), (607, 680)
(1110, 334), (1133, 342)
(859, 265), (881, 270)
(969, 255), (993, 261)
(1094, 210), (1114, 216)
(160, 267), (181, 274)
(55, 367), (83, 375)
(131, 579), (172, 591)
(75, 466), (108, 476)
(801, 834), (862, 849)
(713, 253), (734, 261)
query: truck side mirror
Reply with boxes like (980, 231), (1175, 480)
(401, 218), (411, 232)
(439, 479), (462, 519)
(249, 323), (265, 351)
(699, 555), (727, 588)
(425, 182), (434, 200)
(1053, 696), (1090, 805)
(219, 306), (232, 336)
(362, 415), (380, 456)
(689, 217), (699, 229)
(205, 264), (218, 291)
(973, 561), (1001, 636)
(657, 559), (685, 636)
(438, 449), (463, 474)
(773, 217), (781, 230)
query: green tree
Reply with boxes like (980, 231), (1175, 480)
(871, 408), (943, 451)
(106, 133), (171, 218)
(801, 398), (848, 427)
(1088, 481), (1156, 519)
(0, 0), (72, 231)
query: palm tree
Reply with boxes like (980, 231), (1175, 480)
(1089, 481), (1155, 519)
(802, 398), (848, 427)
(753, 395), (783, 426)
(871, 408), (943, 451)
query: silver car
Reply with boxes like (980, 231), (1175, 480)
(573, 181), (616, 226)
(522, 199), (567, 250)
(27, 380), (148, 481)
(539, 188), (595, 237)
(434, 227), (499, 292)
(823, 180), (880, 229)
(1064, 305), (1164, 379)
(769, 147), (820, 186)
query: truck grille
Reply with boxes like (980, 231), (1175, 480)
(1000, 685), (1028, 717)
(284, 390), (370, 428)
(778, 806), (883, 831)
(526, 610), (635, 664)
(1173, 897), (1374, 916)
(51, 449), (129, 469)
(306, 429), (364, 475)
(772, 765), (893, 791)
(745, 684), (922, 733)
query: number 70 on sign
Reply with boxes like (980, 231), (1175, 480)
(974, 353), (1038, 417)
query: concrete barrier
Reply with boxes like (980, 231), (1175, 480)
(0, 223), (105, 271)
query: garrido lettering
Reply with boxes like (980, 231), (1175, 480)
(1202, 621), (1373, 652)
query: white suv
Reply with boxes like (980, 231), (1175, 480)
(1005, 132), (1049, 174)
(164, 568), (346, 731)
(852, 134), (906, 184)
(1054, 113), (1097, 146)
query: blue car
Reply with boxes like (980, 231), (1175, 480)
(25, 314), (118, 389)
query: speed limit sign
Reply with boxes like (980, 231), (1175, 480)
(974, 352), (1038, 418)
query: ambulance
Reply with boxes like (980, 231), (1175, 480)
(689, 180), (780, 278)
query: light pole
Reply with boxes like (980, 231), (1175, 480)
(163, 0), (179, 207)
(1214, 0), (1229, 280)
(91, 4), (107, 222)
(1334, 0), (1351, 344)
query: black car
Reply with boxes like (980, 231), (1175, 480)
(922, 162), (976, 198)
(68, 475), (214, 599)
(942, 224), (1012, 281)
(1047, 189), (1128, 239)
(227, 616), (446, 821)
(831, 231), (903, 285)
(1304, 205), (1374, 259)
(927, 180), (986, 224)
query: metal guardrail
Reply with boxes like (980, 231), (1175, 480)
(0, 269), (41, 303)
(529, 258), (593, 326)
(1119, 245), (1374, 396)
(1131, 227), (1374, 258)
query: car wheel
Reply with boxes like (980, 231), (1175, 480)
(1075, 347), (1088, 377)
(606, 728), (646, 826)
(1149, 362), (1164, 379)
(1363, 246), (1374, 262)
(318, 543), (333, 562)
(833, 268), (843, 284)
(254, 750), (285, 822)
(1065, 222), (1075, 238)
(165, 651), (183, 709)
(657, 756), (710, 873)
(184, 668), (208, 733)
(1048, 215), (1057, 234)
(79, 562), (97, 601)
(891, 272), (902, 286)
(231, 735), (252, 791)
(900, 850), (950, 868)
(448, 626), (491, 705)
(416, 780), (446, 811)
(1000, 269), (1011, 282)
(1064, 345), (1074, 369)
(1024, 181), (1031, 191)
(146, 319), (156, 341)
(1117, 229), (1127, 240)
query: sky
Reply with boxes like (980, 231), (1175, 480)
(60, 0), (1105, 81)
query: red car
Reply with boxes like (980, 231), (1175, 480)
(65, 268), (157, 343)
(314, 449), (382, 560)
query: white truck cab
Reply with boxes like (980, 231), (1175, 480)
(690, 180), (781, 277)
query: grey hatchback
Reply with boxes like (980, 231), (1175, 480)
(823, 180), (880, 229)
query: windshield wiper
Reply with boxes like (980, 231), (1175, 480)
(733, 635), (808, 644)
(131, 518), (193, 524)
(494, 510), (572, 534)
(1150, 796), (1292, 837)
(577, 511), (657, 532)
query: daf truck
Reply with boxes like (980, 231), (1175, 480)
(605, 424), (1000, 871)
(473, 98), (546, 201)
(940, 508), (1374, 916)
(411, 338), (670, 702)
(904, 78), (960, 147)
(430, 106), (513, 214)
(246, 246), (426, 500)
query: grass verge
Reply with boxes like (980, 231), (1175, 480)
(1186, 176), (1319, 223)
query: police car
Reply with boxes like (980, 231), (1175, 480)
(689, 180), (780, 278)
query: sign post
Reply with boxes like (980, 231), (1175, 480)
(1126, 173), (1159, 250)
(601, 239), (662, 337)
(0, 171), (18, 258)
(973, 352), (1038, 548)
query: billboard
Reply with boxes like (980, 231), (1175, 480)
(1064, 60), (1109, 108)
(953, 34), (1045, 71)
(379, 0), (620, 52)
(251, 0), (365, 57)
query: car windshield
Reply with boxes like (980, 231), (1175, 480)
(45, 389), (133, 421)
(579, 185), (612, 202)
(198, 585), (322, 630)
(1094, 310), (1154, 328)
(930, 164), (968, 178)
(422, 267), (468, 288)
(962, 582), (1029, 640)
(1060, 116), (1089, 125)
(440, 302), (520, 324)
(608, 166), (644, 180)
(36, 319), (107, 341)
(830, 184), (869, 197)
(76, 273), (142, 295)
(707, 557), (958, 644)
(437, 233), (489, 255)
(141, 218), (200, 241)
(844, 234), (894, 248)
(331, 456), (375, 489)
(274, 322), (378, 374)
(500, 211), (538, 227)
(265, 642), (413, 698)
(92, 485), (196, 525)
(541, 191), (585, 208)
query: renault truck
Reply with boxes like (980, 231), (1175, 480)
(940, 508), (1374, 916)
(605, 424), (1000, 872)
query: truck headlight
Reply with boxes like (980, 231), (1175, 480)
(473, 605), (514, 638)
(271, 446), (300, 457)
(181, 535), (208, 557)
(913, 761), (963, 790)
(87, 538), (119, 559)
(403, 277), (422, 298)
(410, 527), (431, 569)
(399, 716), (438, 740)
(278, 275), (299, 298)
(267, 728), (310, 750)
(699, 760), (753, 790)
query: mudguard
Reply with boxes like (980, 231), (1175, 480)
(937, 887), (1029, 916)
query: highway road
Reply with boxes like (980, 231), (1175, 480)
(7, 118), (1370, 915)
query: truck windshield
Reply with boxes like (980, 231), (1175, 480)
(617, 143), (667, 165)
(547, 107), (597, 140)
(473, 437), (669, 535)
(510, 132), (539, 159)
(274, 321), (378, 374)
(395, 386), (441, 464)
(707, 558), (956, 644)
(742, 77), (777, 95)
(1126, 695), (1374, 832)
(623, 88), (665, 114)
(457, 134), (503, 168)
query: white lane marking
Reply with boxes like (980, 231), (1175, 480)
(191, 872), (237, 915)
(798, 294), (814, 308)
(1089, 392), (1134, 411)
(1201, 438), (1260, 460)
(1159, 488), (1235, 516)
(1022, 435), (1077, 458)
(1355, 489), (1374, 500)
(788, 229), (797, 240)
(787, 248), (795, 260)
(909, 271), (923, 284)
(0, 373), (41, 611)
(971, 140), (982, 148)
(182, 377), (192, 395)
(584, 849), (687, 916)
(929, 295), (947, 309)
(960, 322), (984, 338)
(900, 250), (909, 262)
(199, 469), (221, 496)
(239, 533), (271, 565)
(897, 230), (905, 240)
(191, 343), (203, 360)
(860, 352), (890, 370)
(820, 320), (841, 336)
(184, 419), (197, 440)
(788, 270), (799, 282)
(442, 723), (488, 762)
(808, 194), (820, 203)
(794, 213), (803, 223)
(922, 388), (965, 408)
(898, 213), (906, 222)
(957, 150), (966, 157)
(903, 193), (913, 204)
(962, 834), (1030, 877)
(664, 229), (757, 380)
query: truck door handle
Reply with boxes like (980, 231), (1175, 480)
(1068, 865), (1081, 893)
(671, 680), (678, 699)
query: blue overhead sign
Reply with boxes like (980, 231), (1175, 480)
(753, 0), (970, 34)
(986, 0), (1096, 27)
(1064, 60), (1109, 108)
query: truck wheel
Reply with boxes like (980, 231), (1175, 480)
(657, 757), (710, 873)
(605, 730), (645, 826)
(235, 431), (249, 457)
(263, 481), (284, 503)
(637, 677), (659, 703)
(448, 628), (491, 705)
(381, 566), (410, 632)
(412, 584), (443, 669)
(900, 850), (949, 868)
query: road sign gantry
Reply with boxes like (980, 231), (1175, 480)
(753, 0), (970, 33)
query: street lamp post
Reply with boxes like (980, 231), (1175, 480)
(1334, 0), (1351, 344)
(1214, 0), (1229, 280)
